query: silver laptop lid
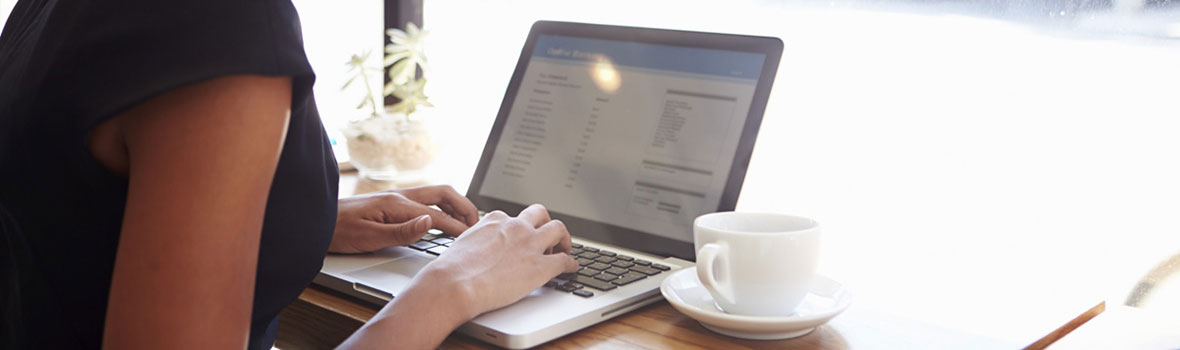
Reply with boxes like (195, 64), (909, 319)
(466, 21), (783, 261)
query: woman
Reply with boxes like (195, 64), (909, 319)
(0, 0), (577, 349)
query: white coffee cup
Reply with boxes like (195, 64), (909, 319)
(694, 212), (820, 317)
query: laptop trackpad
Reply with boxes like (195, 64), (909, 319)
(344, 254), (434, 297)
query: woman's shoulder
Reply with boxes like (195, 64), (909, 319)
(56, 0), (314, 123)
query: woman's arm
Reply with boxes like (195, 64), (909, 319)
(94, 74), (574, 349)
(96, 75), (293, 349)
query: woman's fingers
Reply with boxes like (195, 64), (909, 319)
(542, 252), (580, 275)
(380, 215), (432, 246)
(421, 206), (469, 235)
(449, 191), (480, 226)
(398, 185), (479, 226)
(342, 215), (432, 251)
(391, 198), (469, 236)
(517, 204), (551, 228)
(429, 186), (478, 226)
(535, 219), (572, 254)
(438, 202), (476, 227)
(510, 205), (571, 254)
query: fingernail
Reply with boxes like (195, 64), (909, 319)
(417, 214), (431, 229)
(415, 214), (434, 229)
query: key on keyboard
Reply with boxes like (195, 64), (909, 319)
(408, 241), (437, 250)
(425, 245), (448, 255)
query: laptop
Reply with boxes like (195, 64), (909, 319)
(315, 20), (783, 349)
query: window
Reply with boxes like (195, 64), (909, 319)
(420, 0), (1180, 343)
(0, 0), (17, 28)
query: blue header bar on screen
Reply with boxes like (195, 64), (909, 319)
(533, 35), (765, 80)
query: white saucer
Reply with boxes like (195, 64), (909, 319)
(660, 267), (852, 340)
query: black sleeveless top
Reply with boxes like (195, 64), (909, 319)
(0, 0), (339, 348)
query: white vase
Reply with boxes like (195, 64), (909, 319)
(343, 114), (435, 182)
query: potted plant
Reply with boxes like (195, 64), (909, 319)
(341, 23), (435, 181)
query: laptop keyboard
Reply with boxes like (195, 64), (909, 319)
(547, 243), (671, 297)
(406, 229), (671, 298)
(408, 230), (454, 256)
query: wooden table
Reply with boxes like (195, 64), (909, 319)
(275, 283), (1026, 350)
(274, 171), (1100, 349)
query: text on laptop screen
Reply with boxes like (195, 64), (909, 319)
(479, 35), (766, 243)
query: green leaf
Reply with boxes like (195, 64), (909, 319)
(406, 22), (420, 37)
(383, 51), (411, 67)
(386, 28), (408, 42)
(390, 60), (414, 85)
(388, 101), (407, 114)
(342, 74), (359, 90)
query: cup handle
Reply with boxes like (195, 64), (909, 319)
(696, 243), (736, 305)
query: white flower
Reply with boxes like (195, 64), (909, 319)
(386, 77), (432, 116)
(385, 22), (429, 85)
(382, 22), (432, 120)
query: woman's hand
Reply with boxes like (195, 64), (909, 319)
(330, 185), (479, 254)
(423, 204), (580, 315)
(338, 204), (579, 349)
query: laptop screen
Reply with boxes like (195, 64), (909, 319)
(476, 34), (767, 244)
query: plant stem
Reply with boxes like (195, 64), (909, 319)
(360, 65), (379, 117)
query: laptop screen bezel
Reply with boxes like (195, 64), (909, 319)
(465, 20), (783, 262)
